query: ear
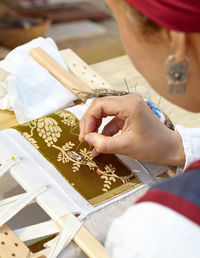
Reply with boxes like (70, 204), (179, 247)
(169, 30), (187, 62)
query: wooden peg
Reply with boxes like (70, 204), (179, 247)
(29, 47), (90, 95)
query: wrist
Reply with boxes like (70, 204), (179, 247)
(166, 131), (186, 167)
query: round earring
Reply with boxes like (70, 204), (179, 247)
(165, 54), (190, 95)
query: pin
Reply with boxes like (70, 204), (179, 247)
(158, 96), (162, 108)
(124, 78), (130, 93)
(146, 89), (151, 100)
(134, 83), (137, 93)
(70, 120), (92, 161)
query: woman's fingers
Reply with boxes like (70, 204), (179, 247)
(79, 97), (123, 142)
(90, 117), (125, 157)
(78, 93), (186, 166)
(91, 148), (100, 157)
(102, 117), (124, 137)
(84, 132), (129, 155)
(79, 114), (97, 142)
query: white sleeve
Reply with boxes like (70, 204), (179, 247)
(105, 203), (200, 258)
(175, 125), (200, 173)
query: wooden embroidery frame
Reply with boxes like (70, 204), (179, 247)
(0, 47), (111, 258)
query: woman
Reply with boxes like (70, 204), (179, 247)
(79, 0), (200, 257)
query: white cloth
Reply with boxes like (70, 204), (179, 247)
(0, 37), (76, 123)
(0, 185), (47, 227)
(176, 125), (200, 173)
(106, 203), (200, 258)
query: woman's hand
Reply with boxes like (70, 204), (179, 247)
(79, 93), (185, 167)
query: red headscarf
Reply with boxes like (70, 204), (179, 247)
(125, 0), (200, 32)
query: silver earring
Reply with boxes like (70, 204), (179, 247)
(165, 54), (190, 95)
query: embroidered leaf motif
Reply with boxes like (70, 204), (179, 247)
(105, 180), (111, 185)
(72, 162), (81, 173)
(101, 175), (108, 180)
(104, 184), (111, 189)
(57, 152), (70, 163)
(109, 176), (116, 182)
(22, 132), (39, 149)
(62, 142), (75, 151)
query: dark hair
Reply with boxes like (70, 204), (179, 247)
(124, 1), (161, 33)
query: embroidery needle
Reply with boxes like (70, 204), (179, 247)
(75, 141), (82, 152)
(70, 123), (92, 154)
(70, 124), (82, 152)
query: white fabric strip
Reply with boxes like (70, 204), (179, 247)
(0, 192), (26, 208)
(14, 220), (60, 243)
(116, 155), (154, 183)
(48, 214), (82, 258)
(0, 185), (47, 227)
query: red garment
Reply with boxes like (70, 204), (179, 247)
(125, 0), (200, 32)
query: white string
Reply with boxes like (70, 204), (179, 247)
(48, 214), (82, 258)
(0, 185), (47, 227)
(0, 193), (25, 208)
(70, 120), (92, 157)
(0, 156), (21, 178)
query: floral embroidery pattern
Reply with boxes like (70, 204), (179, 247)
(14, 110), (140, 203)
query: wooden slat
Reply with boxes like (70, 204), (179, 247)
(58, 214), (109, 258)
(60, 48), (112, 90)
(29, 47), (90, 95)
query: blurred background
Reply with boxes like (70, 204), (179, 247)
(0, 0), (126, 64)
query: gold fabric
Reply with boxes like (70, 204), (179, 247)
(14, 111), (141, 205)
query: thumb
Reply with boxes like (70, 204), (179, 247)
(84, 132), (127, 154)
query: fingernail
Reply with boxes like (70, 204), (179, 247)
(79, 133), (83, 142)
(85, 125), (92, 135)
(84, 134), (93, 144)
(92, 148), (100, 157)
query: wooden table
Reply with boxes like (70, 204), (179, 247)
(0, 51), (200, 130)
